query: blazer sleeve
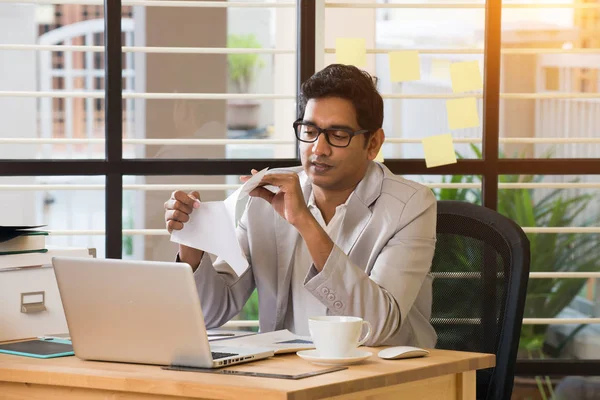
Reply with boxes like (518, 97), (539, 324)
(183, 201), (257, 329)
(303, 186), (437, 346)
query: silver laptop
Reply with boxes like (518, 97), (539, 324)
(51, 257), (273, 368)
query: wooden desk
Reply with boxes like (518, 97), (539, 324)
(0, 348), (494, 400)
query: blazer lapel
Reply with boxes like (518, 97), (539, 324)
(338, 162), (384, 256)
(338, 200), (372, 256)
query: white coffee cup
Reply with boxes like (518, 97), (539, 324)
(308, 316), (372, 358)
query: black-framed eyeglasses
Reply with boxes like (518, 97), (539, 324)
(293, 119), (370, 148)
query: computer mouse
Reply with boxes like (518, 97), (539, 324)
(377, 346), (430, 360)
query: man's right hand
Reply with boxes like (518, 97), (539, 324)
(164, 190), (204, 270)
(164, 190), (200, 233)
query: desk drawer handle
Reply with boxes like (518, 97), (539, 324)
(21, 291), (47, 314)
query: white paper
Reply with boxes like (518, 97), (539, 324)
(238, 168), (269, 200)
(215, 329), (314, 354)
(206, 329), (255, 342)
(207, 335), (234, 341)
(170, 168), (269, 276)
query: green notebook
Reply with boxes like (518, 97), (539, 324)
(0, 231), (48, 255)
(0, 248), (48, 256)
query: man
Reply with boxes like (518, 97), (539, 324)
(164, 64), (437, 347)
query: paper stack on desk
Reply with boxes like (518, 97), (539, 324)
(170, 168), (269, 276)
(216, 330), (314, 354)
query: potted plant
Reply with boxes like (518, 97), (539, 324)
(227, 34), (265, 130)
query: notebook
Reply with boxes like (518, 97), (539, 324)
(0, 225), (48, 255)
(0, 338), (74, 359)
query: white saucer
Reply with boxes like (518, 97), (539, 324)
(296, 349), (372, 366)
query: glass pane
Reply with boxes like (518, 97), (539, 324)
(403, 174), (482, 204)
(498, 175), (600, 361)
(0, 175), (106, 257)
(323, 1), (486, 160)
(500, 6), (600, 158)
(0, 3), (108, 160)
(124, 1), (297, 160)
(124, 100), (296, 160)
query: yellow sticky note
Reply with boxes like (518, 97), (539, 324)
(431, 59), (450, 80)
(374, 149), (384, 162)
(450, 61), (483, 93)
(389, 51), (421, 82)
(335, 38), (366, 67)
(422, 134), (457, 168)
(446, 97), (480, 130)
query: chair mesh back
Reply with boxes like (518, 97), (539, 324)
(432, 218), (509, 355)
(431, 201), (530, 400)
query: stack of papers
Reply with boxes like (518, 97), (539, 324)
(215, 330), (314, 354)
(206, 330), (255, 342)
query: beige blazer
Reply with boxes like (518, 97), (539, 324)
(193, 162), (438, 347)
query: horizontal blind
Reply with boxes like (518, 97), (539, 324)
(3, 0), (594, 8)
(4, 137), (600, 145)
(4, 43), (600, 54)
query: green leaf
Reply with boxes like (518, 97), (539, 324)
(227, 34), (265, 92)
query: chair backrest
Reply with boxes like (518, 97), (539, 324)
(431, 200), (530, 400)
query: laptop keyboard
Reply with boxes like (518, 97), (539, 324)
(211, 351), (238, 360)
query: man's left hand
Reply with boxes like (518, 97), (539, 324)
(242, 170), (311, 227)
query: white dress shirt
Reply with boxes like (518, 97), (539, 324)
(283, 191), (352, 335)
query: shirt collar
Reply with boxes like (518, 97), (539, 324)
(307, 189), (354, 211)
(299, 162), (385, 210)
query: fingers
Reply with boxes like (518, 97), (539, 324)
(164, 190), (200, 233)
(259, 173), (299, 190)
(249, 186), (276, 203)
(240, 169), (259, 183)
(172, 190), (200, 206)
(166, 219), (184, 234)
(164, 198), (193, 215)
(165, 209), (190, 224)
(165, 209), (191, 233)
(165, 190), (199, 212)
(188, 191), (200, 208)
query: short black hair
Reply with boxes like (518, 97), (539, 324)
(298, 64), (384, 133)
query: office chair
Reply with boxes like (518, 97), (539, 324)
(431, 200), (530, 400)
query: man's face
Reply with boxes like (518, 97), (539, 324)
(299, 97), (372, 191)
